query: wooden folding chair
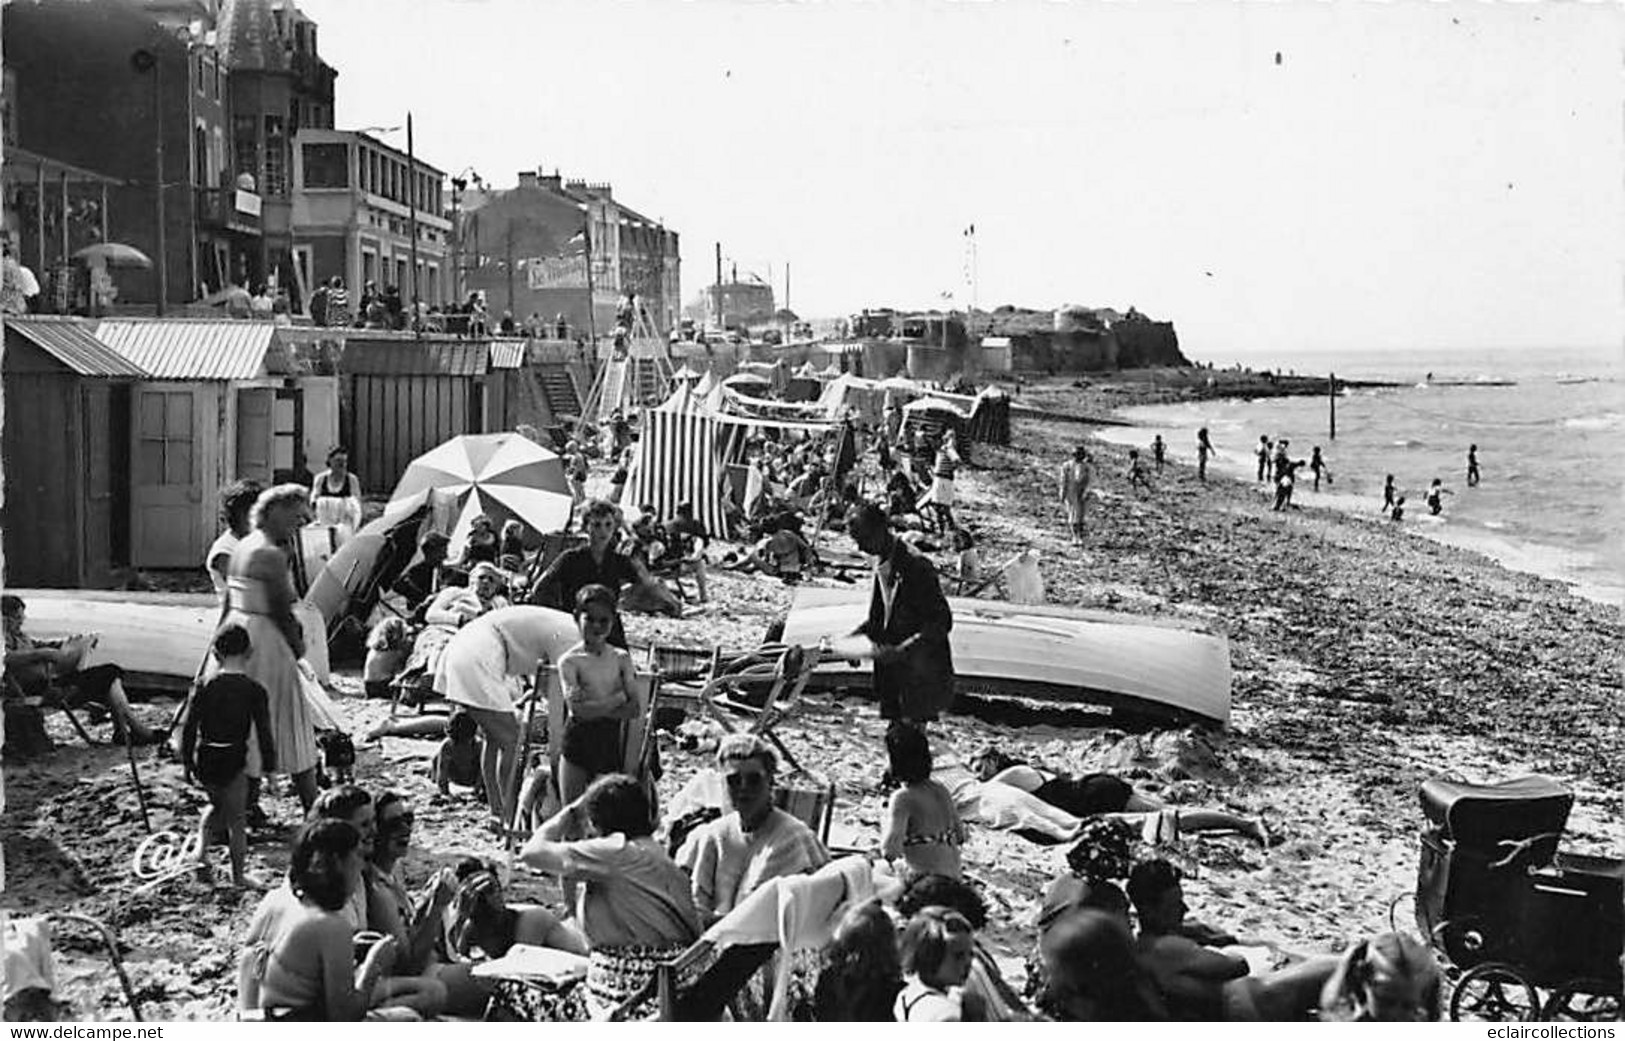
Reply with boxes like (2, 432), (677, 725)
(3, 672), (98, 752)
(695, 644), (819, 776)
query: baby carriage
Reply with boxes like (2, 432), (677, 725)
(1415, 775), (1623, 1021)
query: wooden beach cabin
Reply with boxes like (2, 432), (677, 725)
(339, 336), (494, 495)
(94, 319), (340, 570)
(2, 317), (147, 587)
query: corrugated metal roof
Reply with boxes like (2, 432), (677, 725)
(6, 317), (149, 377)
(488, 339), (527, 370)
(94, 320), (277, 380)
(343, 339), (488, 377)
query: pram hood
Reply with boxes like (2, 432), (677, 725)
(1420, 775), (1573, 853)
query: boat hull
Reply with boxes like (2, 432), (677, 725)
(780, 588), (1232, 725)
(13, 590), (220, 692)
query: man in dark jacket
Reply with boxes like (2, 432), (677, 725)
(844, 502), (954, 723)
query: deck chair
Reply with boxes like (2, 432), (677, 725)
(694, 644), (820, 777)
(607, 856), (877, 1021)
(2, 671), (98, 755)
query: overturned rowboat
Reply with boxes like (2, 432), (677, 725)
(13, 590), (219, 693)
(779, 587), (1232, 725)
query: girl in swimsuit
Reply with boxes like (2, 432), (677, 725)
(183, 625), (277, 888)
(556, 584), (641, 804)
(881, 722), (966, 880)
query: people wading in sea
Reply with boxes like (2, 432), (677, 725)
(1426, 479), (1452, 516)
(1196, 428), (1215, 481)
(1466, 444), (1481, 487)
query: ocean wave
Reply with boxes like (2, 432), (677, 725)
(1562, 412), (1625, 432)
(1391, 439), (1425, 448)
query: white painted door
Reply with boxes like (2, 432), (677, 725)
(131, 383), (209, 568)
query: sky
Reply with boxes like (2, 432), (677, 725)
(301, 0), (1624, 361)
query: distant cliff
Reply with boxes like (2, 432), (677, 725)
(972, 305), (1189, 372)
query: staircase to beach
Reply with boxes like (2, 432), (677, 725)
(536, 363), (582, 420)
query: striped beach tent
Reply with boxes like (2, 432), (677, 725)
(624, 409), (745, 539)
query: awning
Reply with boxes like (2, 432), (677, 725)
(6, 316), (149, 377)
(488, 339), (526, 370)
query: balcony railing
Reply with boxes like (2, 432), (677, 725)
(194, 187), (262, 235)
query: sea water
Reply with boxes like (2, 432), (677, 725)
(1089, 345), (1625, 605)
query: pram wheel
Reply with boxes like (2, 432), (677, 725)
(1542, 980), (1623, 1022)
(1450, 963), (1540, 1022)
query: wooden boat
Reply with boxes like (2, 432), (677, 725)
(15, 589), (334, 691)
(779, 587), (1232, 725)
(13, 589), (220, 693)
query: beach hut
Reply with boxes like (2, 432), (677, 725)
(966, 386), (1012, 446)
(2, 317), (148, 586)
(339, 337), (493, 496)
(94, 319), (341, 570)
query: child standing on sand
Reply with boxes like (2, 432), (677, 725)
(182, 625), (276, 888)
(557, 584), (641, 804)
(1309, 446), (1330, 491)
(1256, 435), (1272, 482)
(1059, 445), (1092, 545)
(1381, 474), (1397, 513)
(1126, 450), (1154, 496)
(1390, 496), (1406, 522)
(1151, 435), (1166, 473)
(1196, 428), (1214, 481)
(1426, 479), (1452, 516)
(1467, 444), (1481, 487)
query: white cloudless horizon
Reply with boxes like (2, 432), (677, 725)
(300, 0), (1624, 361)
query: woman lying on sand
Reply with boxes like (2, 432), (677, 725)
(969, 750), (1270, 845)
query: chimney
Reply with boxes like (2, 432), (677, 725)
(517, 170), (538, 189)
(539, 166), (563, 191)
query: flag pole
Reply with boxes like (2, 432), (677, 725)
(583, 212), (598, 368)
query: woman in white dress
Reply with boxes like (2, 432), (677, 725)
(205, 480), (265, 604)
(433, 605), (580, 828)
(222, 484), (320, 812)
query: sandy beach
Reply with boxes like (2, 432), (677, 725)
(4, 373), (1619, 1020)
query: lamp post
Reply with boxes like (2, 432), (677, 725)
(131, 48), (167, 315)
(450, 175), (466, 304)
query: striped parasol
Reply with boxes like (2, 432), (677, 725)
(389, 433), (573, 554)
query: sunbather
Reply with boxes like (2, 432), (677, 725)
(677, 734), (829, 927)
(880, 723), (966, 880)
(239, 820), (412, 1021)
(521, 773), (702, 1016)
(1129, 858), (1337, 1021)
(971, 750), (1270, 845)
(1038, 909), (1166, 1021)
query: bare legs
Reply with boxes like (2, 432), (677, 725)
(464, 706), (518, 825)
(198, 772), (250, 885)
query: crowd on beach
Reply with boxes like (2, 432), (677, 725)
(5, 373), (1465, 1023)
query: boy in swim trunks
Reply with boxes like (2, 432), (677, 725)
(183, 625), (277, 887)
(556, 584), (641, 804)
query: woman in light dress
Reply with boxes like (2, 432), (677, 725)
(222, 484), (320, 812)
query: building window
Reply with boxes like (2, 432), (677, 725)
(362, 248), (377, 286)
(213, 126), (226, 186)
(213, 62), (221, 101)
(302, 143), (349, 188)
(2, 67), (16, 148)
(272, 391), (301, 478)
(193, 123), (209, 188)
(195, 53), (206, 94)
(233, 114), (258, 189)
(262, 115), (287, 196)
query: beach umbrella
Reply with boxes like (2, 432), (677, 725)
(73, 241), (152, 268)
(390, 432), (573, 554)
(303, 487), (443, 631)
(722, 371), (773, 399)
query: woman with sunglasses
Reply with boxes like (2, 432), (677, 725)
(677, 734), (829, 927)
(363, 795), (492, 1016)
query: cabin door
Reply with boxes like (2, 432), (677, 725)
(236, 387), (275, 484)
(131, 382), (209, 569)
